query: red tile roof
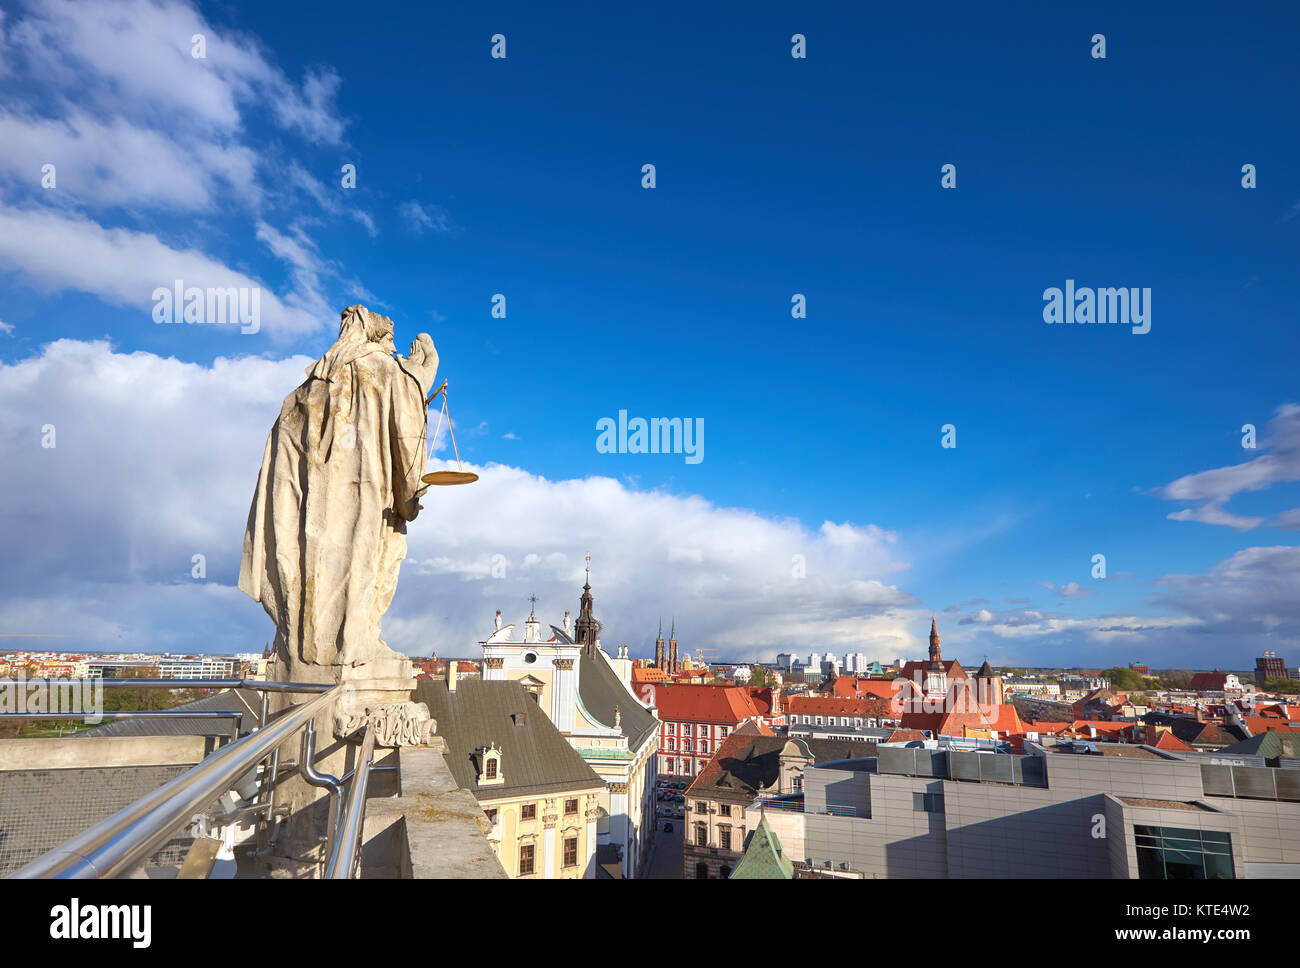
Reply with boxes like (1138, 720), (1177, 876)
(786, 695), (892, 718)
(743, 687), (777, 716)
(825, 676), (897, 700)
(898, 660), (968, 683)
(1244, 719), (1300, 735)
(652, 683), (762, 725)
(1152, 731), (1194, 751)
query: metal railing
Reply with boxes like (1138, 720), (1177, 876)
(10, 685), (341, 878)
(326, 724), (377, 878)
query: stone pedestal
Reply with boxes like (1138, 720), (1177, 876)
(332, 655), (437, 747)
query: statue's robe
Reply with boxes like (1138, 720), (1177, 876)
(239, 338), (429, 668)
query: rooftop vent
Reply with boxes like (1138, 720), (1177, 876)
(512, 712), (528, 727)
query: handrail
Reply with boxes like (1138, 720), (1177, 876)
(91, 678), (335, 693)
(299, 721), (343, 861)
(9, 685), (342, 879)
(326, 725), (377, 879)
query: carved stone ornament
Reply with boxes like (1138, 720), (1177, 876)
(336, 701), (437, 747)
(554, 658), (574, 670)
(485, 657), (504, 669)
(608, 782), (629, 795)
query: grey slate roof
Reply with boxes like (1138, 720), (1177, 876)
(578, 650), (658, 750)
(1215, 731), (1300, 761)
(687, 733), (865, 801)
(415, 678), (605, 800)
(72, 688), (262, 738)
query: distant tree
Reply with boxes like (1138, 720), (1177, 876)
(1162, 669), (1194, 689)
(1101, 667), (1146, 691)
(749, 667), (769, 688)
(1262, 677), (1300, 694)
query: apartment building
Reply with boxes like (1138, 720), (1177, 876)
(735, 738), (1300, 878)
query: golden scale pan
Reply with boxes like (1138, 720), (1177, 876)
(422, 380), (479, 486)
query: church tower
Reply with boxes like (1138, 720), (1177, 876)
(574, 555), (599, 656)
(654, 619), (665, 669)
(668, 618), (678, 674)
(924, 618), (948, 696)
(974, 658), (1003, 707)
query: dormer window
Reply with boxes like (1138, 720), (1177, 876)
(477, 743), (504, 786)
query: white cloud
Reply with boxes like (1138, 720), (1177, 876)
(1156, 404), (1300, 530)
(7, 0), (345, 143)
(0, 319), (12, 335)
(0, 206), (321, 336)
(0, 340), (921, 660)
(0, 0), (366, 337)
(398, 200), (453, 235)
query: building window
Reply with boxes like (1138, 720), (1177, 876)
(1134, 825), (1234, 879)
(815, 716), (823, 726)
(699, 724), (710, 737)
(720, 826), (731, 850)
(696, 801), (708, 813)
(719, 804), (731, 817)
(519, 843), (535, 875)
(720, 865), (731, 878)
(668, 739), (675, 751)
(684, 740), (692, 752)
(683, 724), (692, 736)
(700, 741), (709, 754)
(668, 723), (676, 734)
(484, 808), (498, 825)
(485, 758), (497, 780)
(695, 862), (709, 879)
(565, 798), (578, 816)
(521, 803), (536, 820)
(720, 727), (729, 737)
(563, 836), (578, 868)
(695, 823), (708, 847)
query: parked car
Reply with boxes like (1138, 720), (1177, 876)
(676, 782), (687, 790)
(664, 823), (674, 833)
(673, 795), (684, 803)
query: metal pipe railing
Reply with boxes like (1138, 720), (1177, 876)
(326, 725), (377, 879)
(9, 685), (342, 879)
(299, 721), (344, 862)
(91, 678), (334, 693)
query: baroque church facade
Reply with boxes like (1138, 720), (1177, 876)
(480, 565), (661, 878)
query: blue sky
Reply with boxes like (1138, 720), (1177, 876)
(0, 0), (1297, 668)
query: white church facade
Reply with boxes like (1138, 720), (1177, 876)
(480, 569), (660, 878)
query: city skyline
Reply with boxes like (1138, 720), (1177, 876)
(0, 2), (1297, 668)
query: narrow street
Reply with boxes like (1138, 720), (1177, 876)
(645, 810), (685, 878)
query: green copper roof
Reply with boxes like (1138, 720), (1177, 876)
(729, 812), (794, 879)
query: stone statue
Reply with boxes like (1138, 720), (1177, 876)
(238, 305), (439, 681)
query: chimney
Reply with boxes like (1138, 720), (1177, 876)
(448, 660), (458, 692)
(1088, 725), (1096, 739)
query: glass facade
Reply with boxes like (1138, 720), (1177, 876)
(1134, 825), (1234, 879)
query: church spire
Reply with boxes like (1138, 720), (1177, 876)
(654, 617), (665, 669)
(574, 554), (598, 654)
(928, 618), (943, 669)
